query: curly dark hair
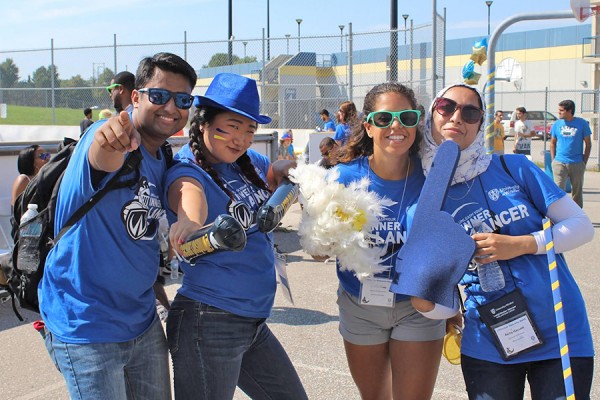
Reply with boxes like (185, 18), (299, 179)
(336, 83), (422, 163)
(188, 106), (270, 199)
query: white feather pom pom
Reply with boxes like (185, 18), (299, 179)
(289, 163), (393, 280)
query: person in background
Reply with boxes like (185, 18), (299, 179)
(80, 108), (94, 136)
(513, 106), (535, 155)
(164, 72), (307, 399)
(324, 82), (444, 400)
(417, 104), (426, 129)
(334, 101), (358, 146)
(320, 109), (336, 132)
(98, 108), (113, 120)
(11, 145), (50, 206)
(40, 52), (197, 400)
(492, 110), (505, 155)
(278, 131), (295, 160)
(316, 136), (338, 169)
(550, 99), (592, 208)
(107, 71), (135, 113)
(423, 83), (594, 400)
(286, 129), (295, 158)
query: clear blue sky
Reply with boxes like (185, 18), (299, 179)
(0, 0), (586, 79)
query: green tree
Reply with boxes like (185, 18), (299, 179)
(0, 58), (19, 88)
(204, 53), (241, 68)
(31, 65), (60, 88)
(96, 68), (115, 87)
(202, 53), (258, 68)
(61, 74), (94, 108)
(237, 56), (258, 64)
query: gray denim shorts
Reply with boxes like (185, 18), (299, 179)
(337, 287), (445, 345)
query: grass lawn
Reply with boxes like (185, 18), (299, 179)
(0, 105), (103, 126)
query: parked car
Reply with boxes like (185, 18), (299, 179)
(501, 110), (557, 140)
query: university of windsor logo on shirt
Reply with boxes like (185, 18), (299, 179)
(121, 177), (165, 240)
(223, 175), (271, 230)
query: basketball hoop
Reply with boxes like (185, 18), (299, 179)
(571, 0), (600, 22)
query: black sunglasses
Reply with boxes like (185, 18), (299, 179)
(434, 97), (483, 125)
(138, 88), (194, 110)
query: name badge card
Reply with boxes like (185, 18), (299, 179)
(360, 277), (395, 308)
(477, 289), (543, 360)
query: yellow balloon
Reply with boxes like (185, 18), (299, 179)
(470, 46), (488, 65)
(442, 325), (462, 365)
(464, 72), (481, 85)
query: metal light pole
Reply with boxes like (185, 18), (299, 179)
(267, 0), (270, 60)
(402, 14), (409, 46)
(285, 34), (291, 55)
(486, 1), (493, 36)
(296, 19), (303, 52)
(243, 41), (248, 59)
(228, 0), (233, 65)
(339, 25), (345, 52)
(390, 0), (398, 82)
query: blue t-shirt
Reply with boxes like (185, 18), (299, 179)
(324, 120), (336, 132)
(445, 154), (593, 363)
(551, 117), (591, 163)
(334, 156), (425, 299)
(40, 120), (169, 344)
(165, 147), (276, 318)
(333, 123), (351, 144)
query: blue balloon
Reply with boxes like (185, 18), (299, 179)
(474, 37), (488, 49)
(462, 60), (475, 79)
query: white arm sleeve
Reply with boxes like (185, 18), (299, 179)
(531, 195), (595, 254)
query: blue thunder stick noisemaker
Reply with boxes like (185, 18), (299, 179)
(180, 214), (247, 263)
(256, 179), (299, 233)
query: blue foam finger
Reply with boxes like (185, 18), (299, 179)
(390, 141), (475, 309)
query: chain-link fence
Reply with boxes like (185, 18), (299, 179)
(0, 21), (443, 129)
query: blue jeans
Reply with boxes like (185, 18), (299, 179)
(43, 317), (170, 400)
(461, 355), (594, 400)
(167, 294), (307, 400)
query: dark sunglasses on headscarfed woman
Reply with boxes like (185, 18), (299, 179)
(433, 97), (484, 125)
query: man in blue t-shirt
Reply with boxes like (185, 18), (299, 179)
(39, 53), (197, 400)
(550, 99), (592, 207)
(320, 109), (336, 132)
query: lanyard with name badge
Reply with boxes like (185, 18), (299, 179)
(359, 157), (410, 308)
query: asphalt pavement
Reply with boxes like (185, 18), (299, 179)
(0, 140), (598, 399)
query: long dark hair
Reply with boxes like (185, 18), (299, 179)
(188, 106), (270, 199)
(336, 83), (422, 163)
(17, 145), (39, 176)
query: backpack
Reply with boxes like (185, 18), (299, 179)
(2, 137), (148, 320)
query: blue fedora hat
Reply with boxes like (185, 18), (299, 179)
(194, 73), (272, 124)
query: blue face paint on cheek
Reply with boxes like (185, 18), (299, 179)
(216, 127), (232, 135)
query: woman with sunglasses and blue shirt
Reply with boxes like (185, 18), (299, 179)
(423, 83), (594, 399)
(163, 73), (306, 400)
(326, 82), (447, 400)
(11, 145), (50, 206)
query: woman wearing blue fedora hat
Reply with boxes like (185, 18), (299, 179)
(163, 73), (307, 400)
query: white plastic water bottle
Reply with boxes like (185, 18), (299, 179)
(170, 257), (179, 280)
(472, 222), (505, 292)
(17, 204), (42, 273)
